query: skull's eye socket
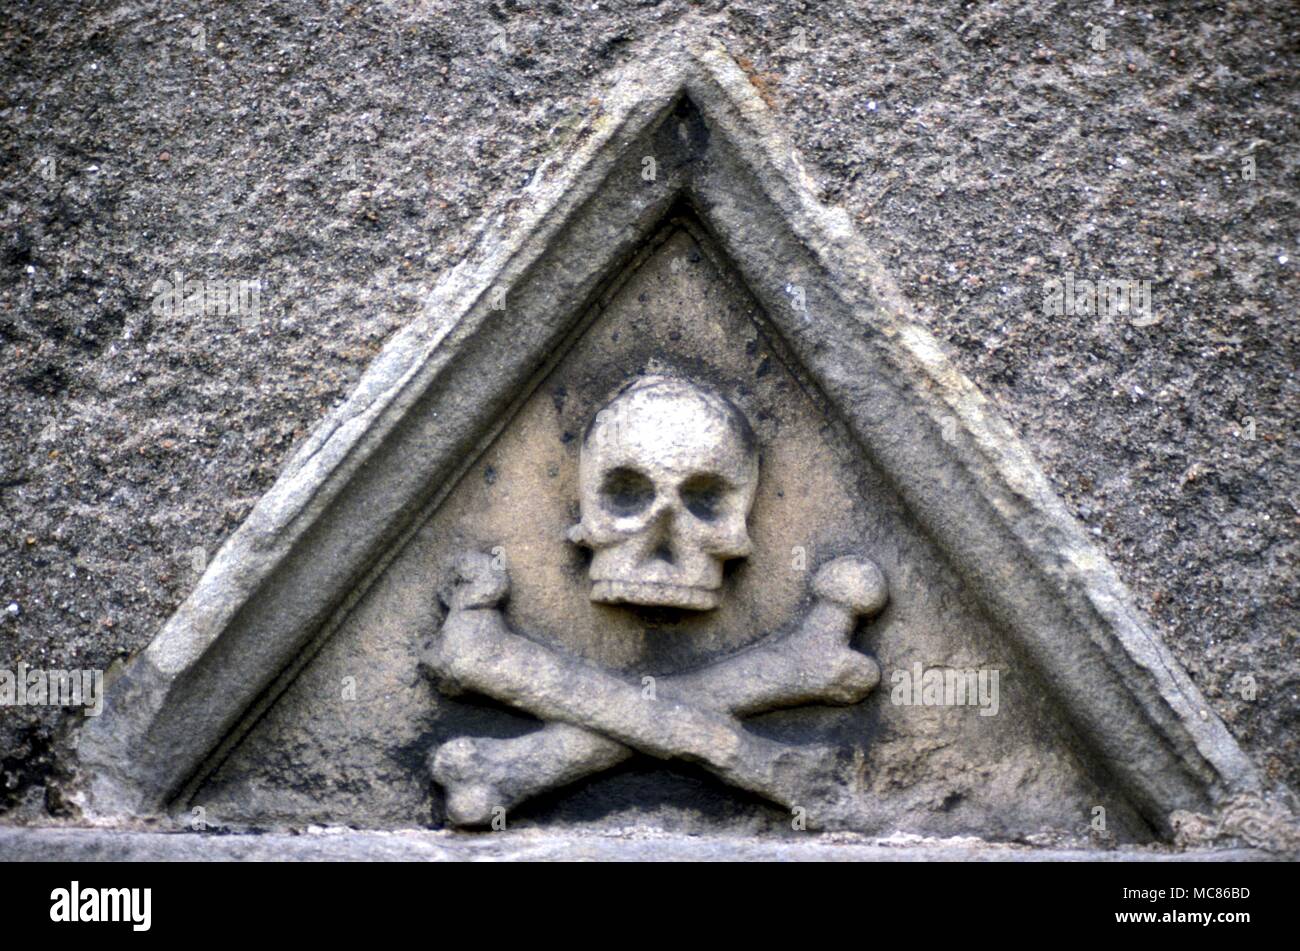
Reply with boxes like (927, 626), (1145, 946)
(600, 467), (655, 517)
(680, 474), (727, 522)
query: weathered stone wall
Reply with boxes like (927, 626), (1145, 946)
(1, 0), (1295, 820)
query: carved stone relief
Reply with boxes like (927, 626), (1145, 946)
(568, 376), (759, 612)
(67, 39), (1265, 852)
(188, 226), (1154, 839)
(422, 372), (889, 826)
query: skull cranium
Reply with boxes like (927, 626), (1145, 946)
(567, 376), (758, 610)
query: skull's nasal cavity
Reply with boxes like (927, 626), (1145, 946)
(650, 540), (676, 566)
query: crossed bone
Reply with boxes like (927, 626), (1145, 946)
(421, 551), (888, 827)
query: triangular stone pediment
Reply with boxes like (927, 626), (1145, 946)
(75, 35), (1259, 841)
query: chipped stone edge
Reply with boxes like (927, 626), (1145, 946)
(0, 827), (1287, 863)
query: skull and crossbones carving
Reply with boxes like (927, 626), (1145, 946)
(421, 376), (888, 826)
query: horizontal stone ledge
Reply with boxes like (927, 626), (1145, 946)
(0, 828), (1282, 862)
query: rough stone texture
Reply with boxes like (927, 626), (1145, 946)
(0, 0), (1295, 831)
(0, 827), (1284, 862)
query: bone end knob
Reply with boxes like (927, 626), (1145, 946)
(431, 738), (500, 827)
(811, 556), (888, 618)
(448, 551), (510, 610)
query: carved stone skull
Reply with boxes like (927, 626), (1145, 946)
(568, 376), (758, 610)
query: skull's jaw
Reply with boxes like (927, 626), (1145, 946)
(590, 579), (721, 611)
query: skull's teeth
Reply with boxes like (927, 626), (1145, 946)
(590, 580), (721, 611)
